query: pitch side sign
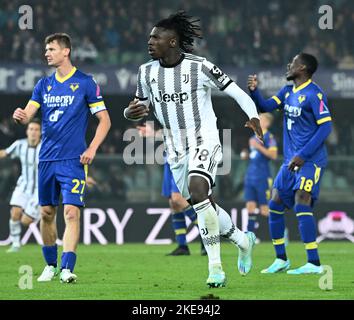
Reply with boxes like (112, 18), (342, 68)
(1, 64), (353, 98)
(0, 202), (353, 245)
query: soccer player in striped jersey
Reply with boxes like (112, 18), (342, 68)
(241, 113), (278, 238)
(0, 119), (41, 253)
(137, 122), (205, 256)
(248, 53), (332, 274)
(125, 11), (263, 287)
(13, 33), (111, 283)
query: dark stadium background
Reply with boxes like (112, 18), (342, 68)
(1, 0), (353, 245)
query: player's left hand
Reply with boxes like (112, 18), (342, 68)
(288, 155), (304, 172)
(80, 147), (96, 165)
(245, 117), (264, 143)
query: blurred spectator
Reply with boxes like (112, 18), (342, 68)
(0, 0), (352, 69)
(72, 36), (98, 63)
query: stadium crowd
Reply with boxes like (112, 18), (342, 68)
(1, 0), (354, 68)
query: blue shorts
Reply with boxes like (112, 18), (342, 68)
(38, 159), (88, 207)
(244, 178), (272, 205)
(161, 162), (180, 198)
(273, 163), (324, 209)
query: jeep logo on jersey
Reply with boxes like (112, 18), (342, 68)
(43, 94), (75, 108)
(49, 110), (64, 122)
(155, 90), (189, 104)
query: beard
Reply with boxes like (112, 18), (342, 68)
(286, 73), (295, 81)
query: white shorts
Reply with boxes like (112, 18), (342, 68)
(170, 142), (222, 200)
(10, 187), (40, 220)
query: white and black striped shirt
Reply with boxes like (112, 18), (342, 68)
(6, 139), (41, 195)
(135, 53), (234, 164)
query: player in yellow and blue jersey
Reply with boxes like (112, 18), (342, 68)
(13, 33), (111, 283)
(242, 113), (278, 238)
(248, 53), (332, 274)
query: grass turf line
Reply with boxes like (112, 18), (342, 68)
(1, 242), (353, 300)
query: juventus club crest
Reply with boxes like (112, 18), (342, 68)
(182, 74), (190, 84)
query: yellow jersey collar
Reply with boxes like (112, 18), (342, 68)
(55, 66), (77, 83)
(292, 79), (312, 93)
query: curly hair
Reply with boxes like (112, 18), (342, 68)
(155, 11), (202, 53)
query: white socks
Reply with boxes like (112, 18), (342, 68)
(9, 219), (21, 247)
(216, 204), (249, 250)
(193, 199), (221, 268)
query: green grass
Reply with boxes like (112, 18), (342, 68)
(1, 242), (353, 300)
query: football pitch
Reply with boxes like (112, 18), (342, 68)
(1, 242), (353, 300)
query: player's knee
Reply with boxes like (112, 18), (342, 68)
(170, 194), (185, 212)
(189, 176), (209, 205)
(295, 190), (312, 206)
(20, 215), (33, 227)
(189, 189), (208, 205)
(10, 207), (22, 220)
(41, 207), (55, 223)
(169, 200), (183, 212)
(64, 208), (80, 223)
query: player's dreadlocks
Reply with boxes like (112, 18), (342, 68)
(155, 11), (202, 53)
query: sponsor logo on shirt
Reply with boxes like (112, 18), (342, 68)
(155, 90), (189, 104)
(49, 110), (64, 122)
(43, 94), (75, 108)
(284, 104), (302, 117)
(209, 66), (228, 83)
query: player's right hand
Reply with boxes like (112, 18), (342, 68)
(247, 74), (258, 91)
(245, 117), (264, 143)
(12, 108), (27, 124)
(125, 99), (149, 120)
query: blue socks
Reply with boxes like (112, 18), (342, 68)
(295, 204), (320, 266)
(172, 211), (188, 247)
(184, 206), (198, 225)
(171, 206), (198, 247)
(247, 213), (257, 232)
(42, 245), (58, 268)
(268, 200), (287, 261)
(61, 252), (77, 272)
(42, 245), (77, 272)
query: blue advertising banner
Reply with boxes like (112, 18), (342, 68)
(1, 63), (354, 98)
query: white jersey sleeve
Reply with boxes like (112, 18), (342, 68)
(200, 59), (233, 91)
(224, 82), (259, 120)
(5, 140), (20, 159)
(201, 59), (258, 120)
